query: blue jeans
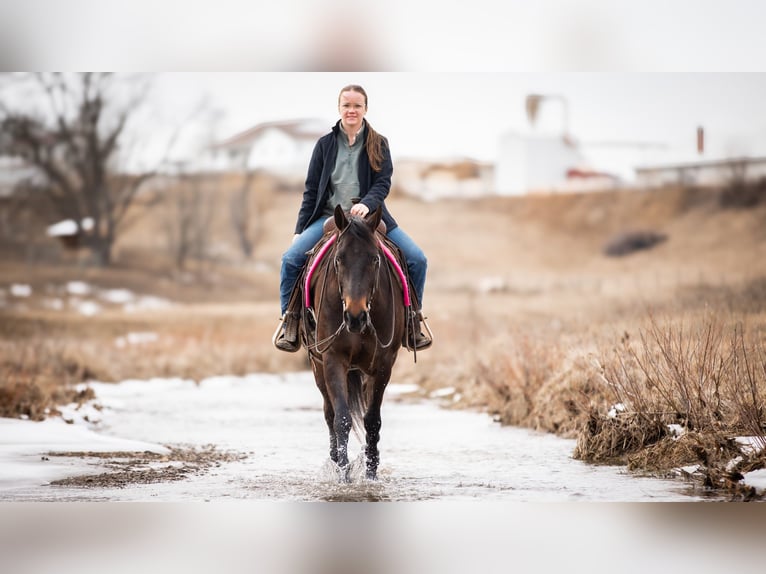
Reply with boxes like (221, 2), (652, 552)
(280, 218), (427, 314)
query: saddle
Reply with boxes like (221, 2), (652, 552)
(282, 219), (423, 355)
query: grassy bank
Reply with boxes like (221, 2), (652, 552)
(467, 305), (766, 500)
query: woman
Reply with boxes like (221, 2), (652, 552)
(275, 84), (431, 353)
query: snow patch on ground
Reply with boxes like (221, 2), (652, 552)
(0, 417), (169, 493)
(607, 403), (626, 418)
(743, 468), (766, 491)
(10, 283), (32, 297)
(115, 332), (159, 348)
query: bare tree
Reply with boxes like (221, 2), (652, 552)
(230, 169), (258, 259)
(0, 73), (156, 266)
(162, 163), (216, 271)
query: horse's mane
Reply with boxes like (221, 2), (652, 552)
(342, 216), (377, 245)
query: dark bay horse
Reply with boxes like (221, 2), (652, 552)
(302, 205), (407, 481)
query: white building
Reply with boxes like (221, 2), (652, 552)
(494, 93), (683, 195)
(208, 118), (329, 179)
(495, 131), (592, 195)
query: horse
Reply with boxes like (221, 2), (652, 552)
(302, 204), (407, 481)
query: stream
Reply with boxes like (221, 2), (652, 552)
(2, 371), (706, 502)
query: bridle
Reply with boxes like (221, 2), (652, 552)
(306, 226), (398, 359)
(333, 250), (382, 315)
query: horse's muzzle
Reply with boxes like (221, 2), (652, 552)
(343, 309), (370, 334)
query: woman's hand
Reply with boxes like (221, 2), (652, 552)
(350, 203), (370, 218)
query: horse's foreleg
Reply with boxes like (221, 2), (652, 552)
(312, 359), (337, 463)
(364, 367), (391, 480)
(324, 359), (352, 481)
(324, 401), (338, 464)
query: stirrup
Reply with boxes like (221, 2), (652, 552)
(417, 311), (434, 348)
(272, 314), (301, 353)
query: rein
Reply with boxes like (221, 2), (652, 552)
(367, 270), (397, 349)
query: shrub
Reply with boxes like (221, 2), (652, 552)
(603, 230), (667, 257)
(574, 314), (766, 495)
(719, 176), (766, 208)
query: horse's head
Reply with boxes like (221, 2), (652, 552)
(333, 204), (383, 334)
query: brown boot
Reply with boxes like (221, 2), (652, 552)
(274, 312), (301, 353)
(407, 310), (433, 351)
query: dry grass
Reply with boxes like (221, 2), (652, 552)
(475, 335), (561, 424)
(602, 313), (766, 438)
(469, 303), (766, 497)
(0, 337), (98, 420)
(0, 305), (307, 419)
(470, 333), (607, 437)
(568, 312), (766, 497)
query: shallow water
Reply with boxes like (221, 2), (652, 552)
(12, 372), (704, 501)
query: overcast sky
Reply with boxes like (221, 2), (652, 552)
(142, 73), (766, 168)
(4, 1), (766, 173)
(4, 1), (766, 73)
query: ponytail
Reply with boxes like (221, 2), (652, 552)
(365, 121), (385, 173)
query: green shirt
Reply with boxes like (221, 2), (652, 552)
(323, 123), (365, 217)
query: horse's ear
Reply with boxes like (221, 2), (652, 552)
(365, 206), (382, 232)
(334, 204), (349, 231)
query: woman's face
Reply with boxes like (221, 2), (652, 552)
(338, 90), (367, 132)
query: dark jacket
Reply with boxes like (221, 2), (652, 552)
(294, 120), (398, 234)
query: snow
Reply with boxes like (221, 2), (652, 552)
(46, 217), (94, 237)
(667, 423), (685, 438)
(386, 383), (420, 396)
(743, 468), (766, 491)
(0, 417), (168, 493)
(66, 281), (92, 295)
(1, 280), (175, 315)
(733, 436), (766, 490)
(124, 295), (173, 312)
(734, 435), (766, 454)
(57, 399), (106, 425)
(115, 332), (159, 348)
(100, 288), (135, 304)
(607, 403), (626, 418)
(680, 464), (701, 475)
(10, 283), (32, 297)
(75, 300), (102, 316)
